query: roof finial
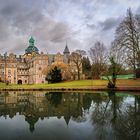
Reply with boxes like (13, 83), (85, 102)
(29, 36), (35, 46)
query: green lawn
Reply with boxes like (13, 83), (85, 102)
(0, 79), (140, 89)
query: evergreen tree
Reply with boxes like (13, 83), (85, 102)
(47, 92), (62, 107)
(46, 66), (62, 83)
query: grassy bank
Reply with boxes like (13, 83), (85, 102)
(0, 79), (140, 90)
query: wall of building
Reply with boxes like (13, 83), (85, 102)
(0, 54), (17, 84)
(0, 41), (83, 84)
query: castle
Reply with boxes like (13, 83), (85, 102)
(0, 91), (84, 132)
(0, 37), (83, 84)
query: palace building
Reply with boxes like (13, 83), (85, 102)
(0, 37), (83, 84)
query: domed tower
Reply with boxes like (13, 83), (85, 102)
(63, 43), (70, 64)
(25, 37), (39, 55)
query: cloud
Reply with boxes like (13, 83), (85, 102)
(99, 17), (121, 31)
(0, 0), (140, 55)
(86, 24), (96, 29)
(0, 0), (75, 54)
(0, 20), (10, 41)
(136, 6), (140, 14)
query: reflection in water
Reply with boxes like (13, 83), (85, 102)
(0, 91), (139, 140)
(46, 92), (63, 107)
(115, 94), (140, 140)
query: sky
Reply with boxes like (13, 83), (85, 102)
(0, 0), (140, 55)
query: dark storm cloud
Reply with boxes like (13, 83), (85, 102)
(0, 0), (45, 33)
(0, 0), (44, 38)
(99, 17), (120, 31)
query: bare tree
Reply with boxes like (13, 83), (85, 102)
(70, 52), (82, 80)
(110, 41), (126, 66)
(109, 41), (127, 74)
(89, 41), (108, 79)
(75, 49), (86, 56)
(115, 8), (140, 75)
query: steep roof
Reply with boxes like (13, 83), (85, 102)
(63, 44), (70, 54)
(25, 37), (39, 54)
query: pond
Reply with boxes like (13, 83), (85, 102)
(0, 91), (140, 140)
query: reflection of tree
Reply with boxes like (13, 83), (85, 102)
(107, 90), (124, 140)
(66, 93), (84, 123)
(25, 114), (39, 133)
(46, 92), (62, 107)
(91, 91), (124, 139)
(108, 90), (117, 124)
(1, 91), (139, 139)
(115, 95), (140, 140)
(136, 96), (140, 111)
(91, 93), (110, 139)
(83, 93), (92, 111)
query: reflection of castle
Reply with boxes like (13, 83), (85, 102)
(0, 37), (83, 84)
(0, 91), (83, 132)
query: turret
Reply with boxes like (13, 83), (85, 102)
(63, 43), (70, 64)
(25, 37), (39, 55)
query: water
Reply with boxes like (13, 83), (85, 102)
(0, 91), (140, 140)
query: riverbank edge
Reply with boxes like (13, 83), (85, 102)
(0, 86), (140, 92)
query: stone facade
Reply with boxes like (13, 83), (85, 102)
(0, 91), (83, 131)
(0, 37), (83, 84)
